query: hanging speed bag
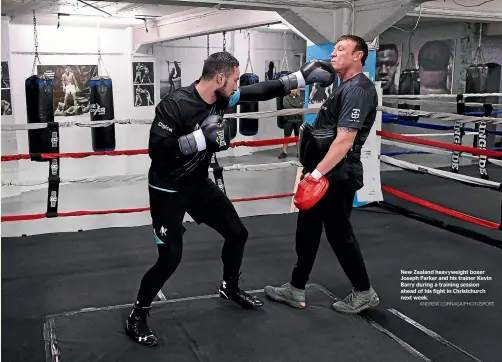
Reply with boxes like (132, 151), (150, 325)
(275, 71), (291, 129)
(398, 69), (420, 122)
(90, 76), (116, 152)
(225, 105), (238, 140)
(25, 75), (56, 154)
(239, 73), (259, 136)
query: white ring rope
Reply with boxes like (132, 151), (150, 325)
(379, 106), (502, 125)
(383, 93), (502, 99)
(380, 155), (501, 191)
(384, 98), (502, 108)
(3, 100), (502, 131)
(382, 139), (502, 167)
(0, 108), (320, 131)
(401, 132), (478, 137)
(1, 160), (302, 186)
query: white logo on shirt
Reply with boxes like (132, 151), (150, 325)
(158, 122), (173, 132)
(350, 108), (361, 122)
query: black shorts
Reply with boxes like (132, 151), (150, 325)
(149, 177), (242, 238)
(284, 121), (301, 137)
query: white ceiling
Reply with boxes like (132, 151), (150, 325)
(1, 0), (193, 18)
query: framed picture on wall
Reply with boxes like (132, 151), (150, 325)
(132, 61), (155, 107)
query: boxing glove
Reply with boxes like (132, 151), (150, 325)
(294, 170), (329, 211)
(178, 115), (231, 156)
(279, 60), (336, 92)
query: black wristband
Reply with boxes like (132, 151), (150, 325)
(279, 74), (299, 93)
(178, 133), (198, 155)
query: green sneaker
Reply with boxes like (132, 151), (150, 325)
(264, 282), (306, 308)
(332, 287), (379, 314)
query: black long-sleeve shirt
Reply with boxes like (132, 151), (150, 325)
(148, 79), (287, 192)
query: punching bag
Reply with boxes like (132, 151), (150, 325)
(466, 63), (489, 95)
(25, 75), (56, 154)
(90, 76), (116, 151)
(225, 105), (238, 140)
(239, 73), (259, 136)
(398, 68), (420, 122)
(275, 71), (291, 129)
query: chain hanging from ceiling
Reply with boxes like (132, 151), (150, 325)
(244, 31), (254, 73)
(31, 10), (41, 75)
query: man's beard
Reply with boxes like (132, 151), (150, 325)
(215, 79), (230, 107)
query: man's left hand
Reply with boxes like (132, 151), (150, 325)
(294, 170), (329, 211)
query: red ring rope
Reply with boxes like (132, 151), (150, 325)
(0, 193), (295, 222)
(0, 137), (300, 162)
(382, 185), (500, 229)
(3, 130), (501, 162)
(378, 130), (502, 158)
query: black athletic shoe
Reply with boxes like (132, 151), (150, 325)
(125, 303), (158, 347)
(219, 281), (264, 309)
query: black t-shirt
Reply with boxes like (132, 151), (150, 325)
(147, 79), (287, 192)
(148, 81), (229, 191)
(313, 73), (378, 188)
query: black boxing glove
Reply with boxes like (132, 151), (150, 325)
(279, 60), (336, 92)
(178, 115), (230, 155)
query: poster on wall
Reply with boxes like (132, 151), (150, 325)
(37, 65), (98, 116)
(160, 61), (181, 99)
(132, 62), (154, 84)
(2, 61), (10, 88)
(411, 39), (456, 95)
(132, 61), (155, 107)
(376, 43), (402, 95)
(1, 61), (12, 115)
(265, 60), (281, 80)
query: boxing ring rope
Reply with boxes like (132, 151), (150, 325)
(381, 139), (502, 167)
(1, 160), (302, 186)
(2, 93), (501, 230)
(380, 155), (501, 191)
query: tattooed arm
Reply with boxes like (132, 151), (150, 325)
(315, 86), (373, 176)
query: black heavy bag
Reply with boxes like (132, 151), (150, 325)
(275, 70), (291, 129)
(239, 73), (259, 136)
(25, 75), (56, 154)
(90, 76), (116, 151)
(485, 63), (501, 105)
(225, 105), (238, 140)
(398, 68), (420, 122)
(465, 63), (489, 112)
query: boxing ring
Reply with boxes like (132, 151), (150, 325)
(2, 93), (502, 362)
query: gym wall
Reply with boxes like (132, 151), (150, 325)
(3, 21), (156, 194)
(2, 17), (19, 197)
(1, 19), (306, 196)
(154, 30), (306, 157)
(378, 21), (502, 169)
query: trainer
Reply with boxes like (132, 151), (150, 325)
(126, 51), (336, 346)
(265, 35), (380, 314)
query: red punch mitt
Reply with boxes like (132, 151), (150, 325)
(294, 172), (329, 211)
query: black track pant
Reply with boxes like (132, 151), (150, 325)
(291, 181), (371, 291)
(136, 178), (248, 307)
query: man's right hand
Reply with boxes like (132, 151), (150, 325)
(279, 60), (336, 92)
(178, 115), (231, 156)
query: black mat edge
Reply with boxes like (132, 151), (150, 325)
(42, 284), (434, 362)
